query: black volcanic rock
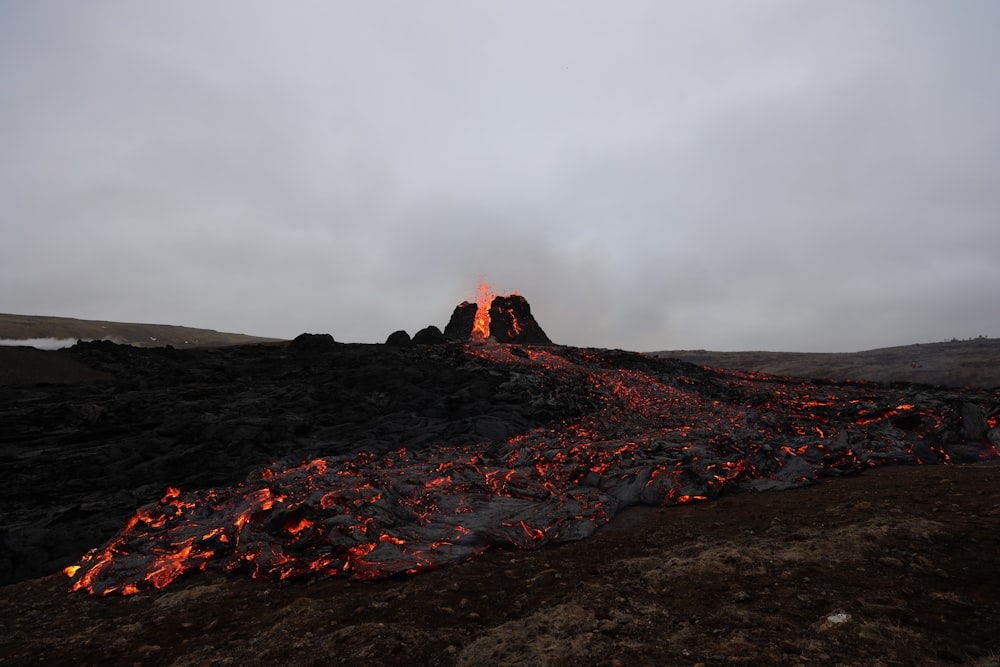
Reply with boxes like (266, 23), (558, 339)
(3, 338), (1000, 591)
(0, 340), (579, 586)
(55, 343), (1000, 595)
(412, 325), (446, 344)
(385, 330), (412, 346)
(289, 333), (336, 354)
(443, 302), (477, 341)
(489, 294), (551, 344)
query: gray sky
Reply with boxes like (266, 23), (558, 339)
(2, 1), (998, 352)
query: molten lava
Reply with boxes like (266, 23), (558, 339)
(470, 282), (496, 340)
(64, 342), (1000, 596)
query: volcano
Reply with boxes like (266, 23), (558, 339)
(39, 290), (997, 597)
(443, 287), (551, 344)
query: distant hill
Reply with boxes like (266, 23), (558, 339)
(0, 313), (283, 349)
(649, 338), (1000, 388)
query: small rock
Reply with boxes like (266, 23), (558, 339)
(385, 330), (412, 346)
(412, 326), (447, 344)
(817, 612), (852, 632)
(289, 332), (336, 354)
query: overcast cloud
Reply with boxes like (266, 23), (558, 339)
(2, 1), (998, 352)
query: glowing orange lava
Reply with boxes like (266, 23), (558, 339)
(471, 282), (496, 340)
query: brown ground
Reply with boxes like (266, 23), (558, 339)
(2, 463), (999, 666)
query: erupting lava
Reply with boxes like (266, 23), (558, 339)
(444, 283), (550, 344)
(470, 283), (496, 340)
(64, 338), (1000, 596)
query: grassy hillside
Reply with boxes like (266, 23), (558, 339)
(650, 338), (1000, 388)
(0, 313), (283, 348)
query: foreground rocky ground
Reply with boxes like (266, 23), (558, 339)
(1, 338), (999, 665)
(2, 463), (999, 666)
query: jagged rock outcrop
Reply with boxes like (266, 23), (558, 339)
(488, 294), (551, 344)
(443, 302), (477, 341)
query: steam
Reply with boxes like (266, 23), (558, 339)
(0, 338), (81, 350)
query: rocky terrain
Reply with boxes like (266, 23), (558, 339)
(651, 337), (1000, 389)
(1, 316), (999, 664)
(2, 463), (998, 666)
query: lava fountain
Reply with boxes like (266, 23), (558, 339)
(470, 282), (496, 341)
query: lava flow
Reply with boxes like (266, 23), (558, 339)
(65, 340), (1000, 596)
